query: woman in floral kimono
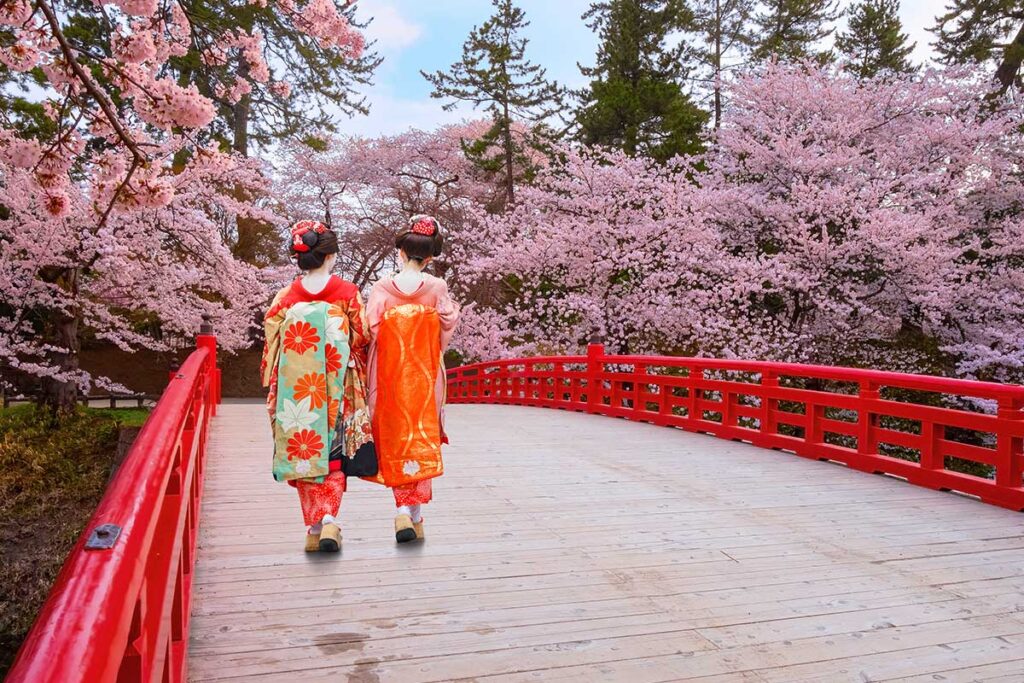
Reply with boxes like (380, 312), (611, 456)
(261, 221), (373, 552)
(367, 215), (460, 543)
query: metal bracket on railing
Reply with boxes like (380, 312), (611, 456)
(84, 524), (122, 550)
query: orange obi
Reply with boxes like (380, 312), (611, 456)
(372, 303), (444, 486)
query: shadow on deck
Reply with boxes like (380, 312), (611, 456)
(188, 402), (1024, 682)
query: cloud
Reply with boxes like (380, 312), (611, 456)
(365, 4), (423, 52)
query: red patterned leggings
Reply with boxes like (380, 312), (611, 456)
(292, 474), (434, 526)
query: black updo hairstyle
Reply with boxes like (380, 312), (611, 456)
(289, 220), (339, 271)
(395, 214), (444, 262)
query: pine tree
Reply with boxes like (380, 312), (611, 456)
(178, 1), (381, 264)
(751, 0), (843, 63)
(837, 0), (916, 78)
(421, 0), (565, 206)
(689, 0), (758, 128)
(932, 0), (1024, 95)
(576, 0), (709, 162)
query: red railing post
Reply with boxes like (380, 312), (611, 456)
(995, 396), (1024, 489)
(587, 344), (603, 412)
(920, 420), (943, 471)
(196, 314), (220, 413)
(857, 380), (879, 456)
(761, 369), (778, 437)
(688, 363), (703, 424)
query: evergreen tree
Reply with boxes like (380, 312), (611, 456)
(421, 0), (565, 206)
(174, 1), (381, 264)
(576, 0), (708, 162)
(689, 0), (758, 128)
(751, 0), (843, 63)
(932, 0), (1024, 95)
(837, 0), (916, 78)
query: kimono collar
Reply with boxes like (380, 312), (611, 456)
(267, 275), (356, 320)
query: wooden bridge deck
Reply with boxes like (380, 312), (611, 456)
(188, 402), (1024, 682)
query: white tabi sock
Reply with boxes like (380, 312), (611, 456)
(309, 514), (337, 536)
(409, 505), (423, 524)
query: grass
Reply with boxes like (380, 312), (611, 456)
(0, 404), (149, 677)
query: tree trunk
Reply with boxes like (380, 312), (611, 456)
(40, 267), (81, 416)
(993, 23), (1024, 95)
(713, 0), (722, 129)
(502, 102), (515, 206)
(229, 58), (271, 265)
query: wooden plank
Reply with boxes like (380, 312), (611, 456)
(188, 403), (1024, 682)
(469, 616), (1024, 683)
(756, 633), (1024, 682)
(885, 656), (1024, 683)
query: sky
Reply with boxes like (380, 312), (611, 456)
(347, 0), (946, 137)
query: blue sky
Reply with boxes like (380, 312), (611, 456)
(348, 0), (944, 137)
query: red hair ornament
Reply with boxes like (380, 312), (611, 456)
(290, 220), (328, 253)
(410, 217), (437, 236)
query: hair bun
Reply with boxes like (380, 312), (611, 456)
(290, 220), (328, 254)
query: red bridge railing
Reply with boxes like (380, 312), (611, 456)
(7, 331), (221, 683)
(447, 344), (1024, 511)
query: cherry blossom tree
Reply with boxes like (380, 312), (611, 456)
(0, 0), (365, 412)
(0, 144), (277, 408)
(453, 146), (774, 361)
(706, 63), (1024, 380)
(458, 64), (1024, 385)
(273, 121), (514, 288)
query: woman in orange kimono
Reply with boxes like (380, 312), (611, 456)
(367, 215), (460, 543)
(261, 221), (373, 552)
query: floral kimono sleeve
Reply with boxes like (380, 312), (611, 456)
(261, 288), (290, 428)
(436, 281), (461, 351)
(261, 288), (289, 388)
(365, 282), (386, 340)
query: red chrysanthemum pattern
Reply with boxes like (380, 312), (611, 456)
(287, 429), (323, 461)
(283, 321), (320, 355)
(293, 373), (327, 409)
(325, 343), (343, 374)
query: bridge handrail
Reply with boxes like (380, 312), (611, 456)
(447, 345), (1024, 511)
(6, 333), (221, 683)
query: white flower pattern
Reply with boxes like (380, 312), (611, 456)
(287, 302), (316, 322)
(324, 314), (347, 344)
(403, 460), (421, 477)
(277, 397), (316, 432)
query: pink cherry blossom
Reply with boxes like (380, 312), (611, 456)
(0, 0), (32, 26)
(110, 0), (158, 17)
(0, 0), (366, 402)
(112, 27), (157, 63)
(269, 80), (292, 99)
(453, 64), (1024, 383)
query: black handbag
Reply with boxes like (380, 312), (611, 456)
(342, 440), (379, 477)
(328, 425), (379, 476)
(328, 358), (379, 477)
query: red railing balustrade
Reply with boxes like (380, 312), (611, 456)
(6, 331), (221, 683)
(447, 344), (1024, 511)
